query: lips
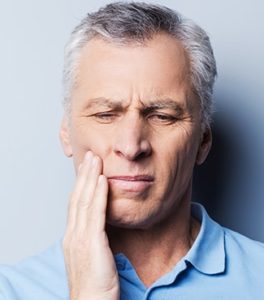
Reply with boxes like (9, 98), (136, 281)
(108, 175), (154, 181)
(107, 175), (154, 193)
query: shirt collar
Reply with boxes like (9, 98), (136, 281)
(114, 203), (226, 276)
(184, 202), (226, 275)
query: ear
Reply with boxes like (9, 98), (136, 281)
(59, 116), (73, 157)
(196, 125), (212, 165)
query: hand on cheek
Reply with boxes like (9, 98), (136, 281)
(63, 151), (119, 300)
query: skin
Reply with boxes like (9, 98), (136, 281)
(61, 33), (212, 299)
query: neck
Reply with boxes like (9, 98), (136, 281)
(107, 197), (200, 287)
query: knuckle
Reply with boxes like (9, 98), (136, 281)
(78, 197), (93, 210)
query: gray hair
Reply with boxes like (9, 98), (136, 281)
(63, 2), (217, 126)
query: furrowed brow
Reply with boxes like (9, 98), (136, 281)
(143, 99), (184, 114)
(85, 97), (124, 109)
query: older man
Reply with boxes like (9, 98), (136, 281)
(1, 2), (264, 300)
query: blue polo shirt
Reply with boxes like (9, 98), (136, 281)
(1, 203), (264, 299)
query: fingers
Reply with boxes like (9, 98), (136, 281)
(72, 152), (96, 202)
(79, 155), (102, 207)
(65, 153), (93, 229)
(93, 174), (109, 231)
(63, 152), (119, 299)
(66, 151), (108, 234)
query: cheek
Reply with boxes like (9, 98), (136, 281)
(155, 129), (199, 179)
(71, 125), (112, 162)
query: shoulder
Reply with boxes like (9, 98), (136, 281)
(223, 227), (264, 277)
(224, 226), (264, 257)
(0, 240), (68, 300)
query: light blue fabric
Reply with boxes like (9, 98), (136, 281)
(1, 203), (264, 299)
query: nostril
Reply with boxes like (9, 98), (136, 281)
(113, 118), (152, 160)
(136, 150), (151, 161)
(114, 140), (152, 161)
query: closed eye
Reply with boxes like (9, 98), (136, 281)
(148, 113), (178, 124)
(92, 112), (119, 123)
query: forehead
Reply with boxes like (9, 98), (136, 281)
(72, 33), (194, 110)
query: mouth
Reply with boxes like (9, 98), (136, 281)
(107, 175), (154, 193)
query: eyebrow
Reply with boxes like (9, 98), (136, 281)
(143, 99), (184, 114)
(84, 97), (123, 109)
(84, 97), (185, 113)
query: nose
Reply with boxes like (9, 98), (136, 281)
(113, 113), (152, 161)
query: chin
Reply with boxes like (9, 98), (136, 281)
(106, 197), (162, 229)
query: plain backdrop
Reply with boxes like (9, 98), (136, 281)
(0, 0), (263, 263)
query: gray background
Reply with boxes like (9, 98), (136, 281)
(0, 0), (263, 263)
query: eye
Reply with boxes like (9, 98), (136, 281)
(148, 113), (178, 124)
(93, 112), (119, 123)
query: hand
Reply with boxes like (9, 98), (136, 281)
(63, 151), (119, 300)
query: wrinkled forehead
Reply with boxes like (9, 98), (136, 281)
(71, 33), (198, 112)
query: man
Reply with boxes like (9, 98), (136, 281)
(0, 2), (264, 299)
